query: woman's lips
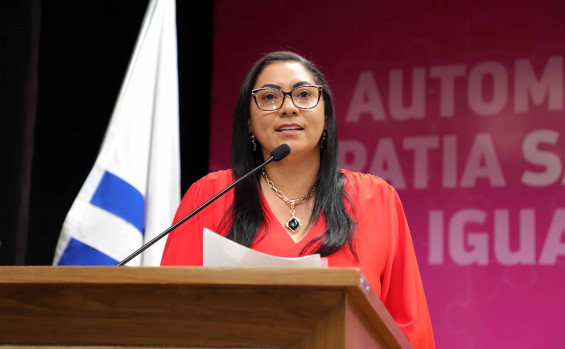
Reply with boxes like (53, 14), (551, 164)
(276, 124), (303, 134)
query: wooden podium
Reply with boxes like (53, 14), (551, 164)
(0, 267), (411, 348)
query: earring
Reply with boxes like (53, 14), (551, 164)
(320, 130), (327, 149)
(249, 132), (257, 152)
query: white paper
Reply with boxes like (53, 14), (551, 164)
(203, 228), (326, 268)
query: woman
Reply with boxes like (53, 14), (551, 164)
(161, 51), (435, 348)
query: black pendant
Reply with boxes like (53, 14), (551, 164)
(286, 217), (302, 234)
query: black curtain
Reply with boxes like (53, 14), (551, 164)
(0, 0), (212, 265)
(0, 0), (41, 265)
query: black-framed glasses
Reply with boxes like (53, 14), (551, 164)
(251, 85), (323, 111)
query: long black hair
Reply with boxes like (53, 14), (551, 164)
(219, 51), (357, 258)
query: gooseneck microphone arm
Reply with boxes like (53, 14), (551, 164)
(116, 144), (291, 266)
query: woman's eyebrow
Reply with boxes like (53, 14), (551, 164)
(259, 83), (281, 89)
(292, 81), (312, 88)
(259, 81), (313, 90)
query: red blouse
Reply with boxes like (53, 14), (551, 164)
(161, 169), (435, 348)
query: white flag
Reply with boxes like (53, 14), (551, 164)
(53, 0), (180, 266)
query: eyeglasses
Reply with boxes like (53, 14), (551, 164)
(251, 85), (323, 111)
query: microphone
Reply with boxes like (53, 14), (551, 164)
(270, 143), (290, 161)
(116, 143), (291, 266)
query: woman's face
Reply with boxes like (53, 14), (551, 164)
(249, 61), (325, 161)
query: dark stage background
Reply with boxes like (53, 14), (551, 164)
(1, 0), (213, 265)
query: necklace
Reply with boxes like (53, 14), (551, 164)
(261, 168), (315, 234)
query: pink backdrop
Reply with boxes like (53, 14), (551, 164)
(209, 1), (565, 347)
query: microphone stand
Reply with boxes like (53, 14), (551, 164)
(116, 151), (284, 266)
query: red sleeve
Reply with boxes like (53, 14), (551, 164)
(381, 185), (436, 349)
(160, 171), (232, 266)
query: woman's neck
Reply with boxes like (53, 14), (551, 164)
(261, 152), (320, 199)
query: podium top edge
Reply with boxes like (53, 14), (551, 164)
(0, 266), (364, 288)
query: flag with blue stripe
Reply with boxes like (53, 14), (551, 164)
(53, 0), (180, 266)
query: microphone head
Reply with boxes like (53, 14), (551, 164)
(271, 144), (291, 162)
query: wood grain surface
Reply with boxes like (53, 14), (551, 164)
(0, 267), (411, 348)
